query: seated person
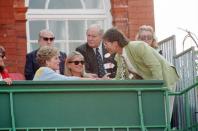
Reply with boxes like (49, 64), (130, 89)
(65, 51), (109, 79)
(76, 24), (117, 78)
(135, 25), (162, 54)
(25, 29), (66, 80)
(64, 51), (97, 78)
(33, 46), (81, 81)
(0, 45), (12, 85)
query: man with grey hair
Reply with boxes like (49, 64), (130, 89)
(76, 24), (117, 78)
(24, 29), (66, 80)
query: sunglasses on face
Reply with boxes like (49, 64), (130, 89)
(68, 61), (85, 65)
(139, 35), (153, 41)
(42, 37), (55, 41)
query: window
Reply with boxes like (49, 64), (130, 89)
(26, 0), (112, 53)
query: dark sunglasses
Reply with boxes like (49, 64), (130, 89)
(139, 35), (153, 41)
(68, 61), (85, 65)
(42, 37), (55, 41)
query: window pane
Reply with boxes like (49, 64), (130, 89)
(84, 0), (103, 9)
(87, 20), (104, 27)
(48, 0), (82, 9)
(29, 21), (46, 40)
(68, 20), (85, 40)
(54, 42), (66, 53)
(69, 42), (83, 53)
(29, 0), (46, 9)
(49, 21), (66, 40)
(30, 43), (39, 51)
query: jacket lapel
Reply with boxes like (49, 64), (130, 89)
(124, 44), (139, 71)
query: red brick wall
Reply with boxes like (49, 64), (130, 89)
(111, 0), (155, 40)
(0, 0), (27, 74)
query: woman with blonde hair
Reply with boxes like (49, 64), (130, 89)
(65, 51), (98, 78)
(33, 46), (86, 80)
(64, 51), (85, 77)
(135, 25), (162, 54)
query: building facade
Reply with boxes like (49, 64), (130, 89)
(0, 0), (155, 74)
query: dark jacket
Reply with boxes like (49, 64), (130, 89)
(76, 43), (117, 78)
(24, 49), (66, 80)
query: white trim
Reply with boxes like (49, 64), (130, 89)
(65, 20), (69, 53)
(80, 0), (86, 9)
(104, 0), (113, 30)
(26, 21), (31, 52)
(25, 0), (29, 7)
(27, 15), (107, 20)
(45, 0), (50, 9)
(26, 9), (106, 15)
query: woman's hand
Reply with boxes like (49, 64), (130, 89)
(97, 73), (111, 80)
(3, 78), (12, 85)
(84, 73), (98, 78)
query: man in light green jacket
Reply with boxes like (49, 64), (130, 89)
(103, 27), (179, 90)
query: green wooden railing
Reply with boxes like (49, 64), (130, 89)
(0, 80), (197, 131)
(169, 82), (198, 131)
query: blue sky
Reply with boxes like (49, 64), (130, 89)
(154, 0), (198, 53)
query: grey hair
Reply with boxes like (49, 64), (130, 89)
(87, 24), (104, 36)
(36, 46), (59, 66)
(38, 29), (54, 38)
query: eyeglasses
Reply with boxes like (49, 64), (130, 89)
(42, 37), (55, 41)
(68, 61), (85, 65)
(139, 35), (153, 41)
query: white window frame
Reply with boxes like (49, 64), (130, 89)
(25, 0), (112, 53)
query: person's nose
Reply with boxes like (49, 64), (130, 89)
(47, 39), (52, 44)
(88, 36), (93, 41)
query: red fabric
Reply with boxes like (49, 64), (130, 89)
(9, 73), (25, 80)
(0, 68), (10, 79)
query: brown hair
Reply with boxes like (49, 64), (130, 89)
(103, 27), (129, 47)
(36, 46), (59, 66)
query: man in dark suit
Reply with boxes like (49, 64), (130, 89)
(24, 29), (66, 80)
(76, 24), (117, 78)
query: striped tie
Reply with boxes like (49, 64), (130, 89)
(96, 48), (106, 77)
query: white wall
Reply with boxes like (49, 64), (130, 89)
(154, 0), (198, 53)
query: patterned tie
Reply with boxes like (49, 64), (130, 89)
(96, 48), (106, 77)
(120, 56), (129, 80)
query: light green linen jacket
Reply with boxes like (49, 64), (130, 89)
(115, 41), (179, 88)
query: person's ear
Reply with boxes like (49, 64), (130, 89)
(46, 60), (50, 67)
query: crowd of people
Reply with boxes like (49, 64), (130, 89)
(0, 24), (179, 91)
(0, 24), (180, 121)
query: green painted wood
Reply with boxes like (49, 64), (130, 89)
(0, 80), (168, 131)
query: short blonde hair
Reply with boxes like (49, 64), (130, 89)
(36, 46), (59, 66)
(135, 25), (158, 48)
(64, 51), (85, 76)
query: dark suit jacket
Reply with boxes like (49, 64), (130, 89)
(76, 43), (117, 78)
(24, 49), (66, 80)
